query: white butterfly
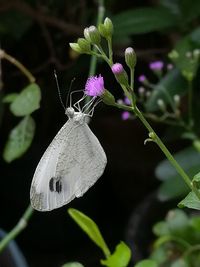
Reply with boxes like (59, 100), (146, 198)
(30, 92), (107, 211)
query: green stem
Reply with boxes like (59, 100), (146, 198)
(88, 0), (105, 77)
(0, 50), (35, 83)
(188, 79), (193, 127)
(108, 37), (113, 64)
(0, 205), (34, 253)
(130, 68), (134, 91)
(134, 106), (200, 198)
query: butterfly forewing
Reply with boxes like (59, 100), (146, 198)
(30, 115), (107, 211)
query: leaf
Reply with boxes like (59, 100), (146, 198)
(165, 209), (189, 234)
(178, 191), (200, 210)
(112, 7), (176, 37)
(158, 176), (189, 201)
(156, 146), (200, 181)
(68, 208), (110, 257)
(156, 146), (200, 201)
(3, 93), (18, 103)
(62, 263), (84, 267)
(145, 69), (187, 112)
(153, 221), (170, 237)
(10, 83), (41, 116)
(134, 259), (158, 267)
(171, 258), (189, 267)
(101, 242), (131, 267)
(3, 116), (35, 162)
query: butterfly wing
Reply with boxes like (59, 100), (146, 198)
(30, 120), (107, 211)
(57, 122), (107, 199)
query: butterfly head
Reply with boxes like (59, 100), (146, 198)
(65, 107), (75, 118)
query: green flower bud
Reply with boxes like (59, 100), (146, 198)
(104, 17), (113, 36)
(88, 26), (101, 45)
(168, 50), (179, 60)
(83, 27), (91, 42)
(157, 98), (166, 112)
(125, 47), (137, 69)
(98, 23), (107, 38)
(69, 43), (83, 54)
(77, 38), (91, 53)
(102, 89), (116, 106)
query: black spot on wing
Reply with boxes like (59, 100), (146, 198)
(49, 178), (54, 192)
(56, 180), (62, 193)
(49, 177), (62, 194)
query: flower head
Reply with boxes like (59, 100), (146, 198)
(138, 75), (146, 82)
(121, 111), (130, 120)
(125, 47), (136, 68)
(124, 97), (131, 105)
(149, 61), (164, 71)
(85, 75), (105, 97)
(111, 63), (124, 74)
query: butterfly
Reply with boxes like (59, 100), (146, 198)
(30, 90), (107, 211)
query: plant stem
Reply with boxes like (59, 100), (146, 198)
(88, 0), (105, 77)
(0, 205), (34, 253)
(188, 79), (193, 128)
(130, 68), (134, 91)
(134, 106), (200, 198)
(107, 37), (113, 65)
(0, 49), (35, 83)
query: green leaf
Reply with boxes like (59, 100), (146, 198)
(134, 259), (158, 267)
(10, 83), (41, 116)
(3, 116), (35, 162)
(171, 258), (189, 267)
(68, 208), (110, 257)
(153, 221), (170, 237)
(3, 93), (18, 103)
(156, 146), (200, 181)
(156, 146), (200, 201)
(101, 242), (131, 267)
(112, 7), (176, 37)
(145, 69), (187, 112)
(193, 172), (200, 182)
(178, 191), (200, 210)
(158, 176), (189, 201)
(165, 209), (189, 234)
(62, 263), (84, 267)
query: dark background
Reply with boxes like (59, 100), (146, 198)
(0, 0), (195, 266)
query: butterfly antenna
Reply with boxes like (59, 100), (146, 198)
(66, 77), (76, 107)
(54, 70), (66, 111)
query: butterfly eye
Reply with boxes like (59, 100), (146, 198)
(65, 107), (75, 118)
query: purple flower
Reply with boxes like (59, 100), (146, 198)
(111, 63), (124, 74)
(85, 75), (105, 96)
(149, 61), (164, 71)
(124, 97), (131, 105)
(122, 111), (130, 120)
(138, 75), (146, 82)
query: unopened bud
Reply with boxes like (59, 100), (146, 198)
(104, 17), (113, 36)
(69, 43), (83, 54)
(125, 47), (136, 69)
(102, 89), (115, 106)
(193, 49), (200, 59)
(84, 27), (91, 42)
(157, 99), (166, 112)
(173, 94), (180, 106)
(88, 26), (101, 45)
(168, 50), (179, 60)
(77, 38), (91, 53)
(111, 63), (129, 87)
